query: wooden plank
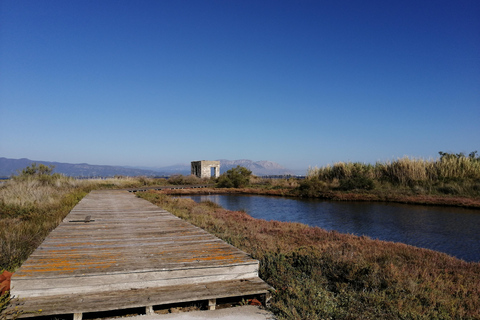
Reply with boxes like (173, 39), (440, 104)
(208, 299), (216, 310)
(15, 243), (255, 277)
(28, 240), (239, 257)
(13, 265), (260, 297)
(125, 184), (214, 192)
(9, 190), (272, 318)
(8, 278), (272, 318)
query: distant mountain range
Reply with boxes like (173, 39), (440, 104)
(217, 159), (293, 175)
(0, 157), (294, 178)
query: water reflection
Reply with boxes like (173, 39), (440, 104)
(181, 195), (480, 262)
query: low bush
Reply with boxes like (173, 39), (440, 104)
(249, 177), (300, 189)
(167, 175), (206, 185)
(338, 174), (375, 191)
(216, 166), (252, 188)
(297, 177), (329, 197)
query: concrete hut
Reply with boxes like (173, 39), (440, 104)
(191, 160), (220, 179)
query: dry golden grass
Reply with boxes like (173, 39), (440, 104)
(0, 177), (94, 271)
(308, 156), (480, 184)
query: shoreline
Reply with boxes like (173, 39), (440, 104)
(152, 187), (480, 209)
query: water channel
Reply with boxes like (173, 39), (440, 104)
(180, 194), (480, 262)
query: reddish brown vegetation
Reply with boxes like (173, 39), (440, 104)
(139, 191), (480, 319)
(0, 271), (12, 296)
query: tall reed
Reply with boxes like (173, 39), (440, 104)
(307, 155), (480, 189)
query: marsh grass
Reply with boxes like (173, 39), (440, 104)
(250, 176), (300, 189)
(167, 174), (210, 185)
(0, 292), (22, 320)
(138, 191), (480, 319)
(303, 156), (480, 198)
(0, 176), (94, 271)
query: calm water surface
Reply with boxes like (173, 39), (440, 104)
(181, 195), (480, 262)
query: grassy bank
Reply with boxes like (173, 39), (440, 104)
(297, 155), (480, 202)
(138, 191), (480, 319)
(0, 176), (92, 272)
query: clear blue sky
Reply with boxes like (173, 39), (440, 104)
(1, 0), (479, 173)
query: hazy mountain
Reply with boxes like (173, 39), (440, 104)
(0, 158), (159, 178)
(0, 158), (294, 178)
(217, 159), (293, 176)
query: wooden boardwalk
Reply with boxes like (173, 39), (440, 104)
(125, 184), (214, 193)
(8, 190), (271, 319)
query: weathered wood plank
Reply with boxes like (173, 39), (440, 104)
(9, 190), (272, 318)
(13, 264), (260, 297)
(16, 245), (255, 277)
(8, 278), (271, 317)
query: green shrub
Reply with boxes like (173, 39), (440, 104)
(297, 177), (328, 197)
(12, 163), (67, 186)
(338, 174), (375, 191)
(216, 166), (252, 188)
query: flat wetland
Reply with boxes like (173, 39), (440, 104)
(138, 190), (480, 319)
(2, 155), (480, 319)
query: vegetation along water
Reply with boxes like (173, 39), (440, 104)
(1, 153), (480, 319)
(138, 192), (480, 319)
(181, 194), (480, 262)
